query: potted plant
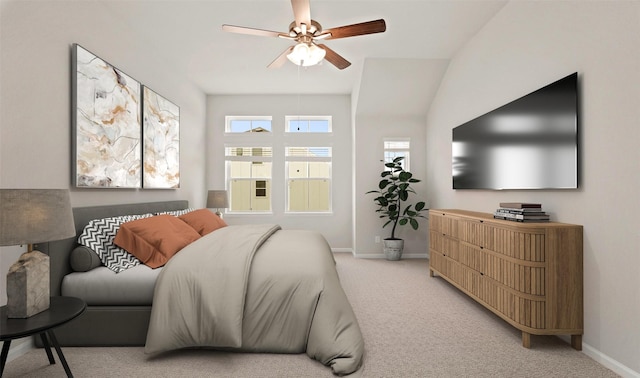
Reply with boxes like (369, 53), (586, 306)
(366, 157), (427, 260)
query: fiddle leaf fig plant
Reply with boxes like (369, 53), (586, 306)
(366, 157), (426, 240)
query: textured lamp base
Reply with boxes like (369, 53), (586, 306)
(6, 250), (50, 318)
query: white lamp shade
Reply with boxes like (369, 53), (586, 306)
(0, 189), (75, 246)
(287, 43), (326, 67)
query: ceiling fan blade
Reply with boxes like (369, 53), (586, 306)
(222, 24), (284, 38)
(317, 44), (351, 70)
(324, 19), (386, 40)
(291, 0), (311, 29)
(268, 46), (294, 69)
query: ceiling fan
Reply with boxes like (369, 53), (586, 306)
(222, 0), (386, 70)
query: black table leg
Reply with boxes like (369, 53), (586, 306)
(1, 340), (11, 377)
(39, 332), (55, 364)
(46, 330), (72, 378)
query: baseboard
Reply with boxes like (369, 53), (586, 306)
(355, 253), (429, 259)
(582, 342), (640, 378)
(6, 336), (34, 363)
(331, 248), (352, 253)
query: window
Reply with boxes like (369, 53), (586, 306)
(285, 116), (331, 133)
(226, 116), (272, 133)
(223, 115), (333, 214)
(384, 139), (411, 171)
(255, 180), (267, 197)
(225, 146), (272, 212)
(286, 147), (331, 212)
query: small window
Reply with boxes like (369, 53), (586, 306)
(285, 116), (331, 133)
(226, 116), (272, 133)
(384, 139), (410, 171)
(255, 180), (267, 197)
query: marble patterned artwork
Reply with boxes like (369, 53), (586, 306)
(74, 44), (141, 188)
(142, 86), (180, 189)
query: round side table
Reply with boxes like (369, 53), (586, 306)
(0, 296), (86, 377)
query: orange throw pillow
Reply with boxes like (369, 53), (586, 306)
(114, 215), (201, 268)
(179, 208), (227, 236)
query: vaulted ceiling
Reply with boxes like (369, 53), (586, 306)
(103, 0), (507, 115)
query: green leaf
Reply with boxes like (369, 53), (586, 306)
(410, 218), (419, 230)
(378, 179), (389, 189)
(399, 191), (408, 201)
(398, 171), (412, 181)
(415, 202), (426, 211)
(399, 218), (408, 225)
(393, 156), (404, 163)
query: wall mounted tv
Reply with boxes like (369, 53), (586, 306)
(452, 72), (578, 190)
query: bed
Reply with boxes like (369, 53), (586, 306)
(38, 201), (363, 375)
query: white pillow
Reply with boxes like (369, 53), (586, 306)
(77, 214), (153, 273)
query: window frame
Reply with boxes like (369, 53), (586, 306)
(284, 115), (332, 133)
(285, 147), (332, 214)
(224, 145), (273, 214)
(225, 115), (273, 134)
(383, 138), (411, 172)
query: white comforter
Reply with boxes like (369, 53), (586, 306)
(145, 224), (364, 375)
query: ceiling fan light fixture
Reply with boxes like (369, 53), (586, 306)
(287, 42), (326, 67)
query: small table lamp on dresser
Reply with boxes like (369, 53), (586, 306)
(207, 190), (229, 218)
(0, 189), (75, 318)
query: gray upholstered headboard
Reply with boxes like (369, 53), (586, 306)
(36, 200), (189, 296)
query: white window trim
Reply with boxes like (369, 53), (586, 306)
(285, 146), (332, 214)
(284, 115), (332, 133)
(384, 137), (411, 171)
(224, 144), (273, 214)
(225, 115), (273, 134)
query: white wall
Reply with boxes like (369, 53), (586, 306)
(426, 1), (640, 375)
(0, 1), (206, 303)
(351, 58), (445, 259)
(354, 115), (428, 258)
(207, 94), (352, 249)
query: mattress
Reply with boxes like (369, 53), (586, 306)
(61, 265), (161, 305)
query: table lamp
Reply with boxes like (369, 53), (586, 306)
(0, 189), (75, 318)
(206, 190), (228, 218)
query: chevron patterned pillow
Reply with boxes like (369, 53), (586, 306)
(78, 214), (153, 273)
(156, 208), (195, 216)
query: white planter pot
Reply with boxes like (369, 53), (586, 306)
(383, 239), (404, 261)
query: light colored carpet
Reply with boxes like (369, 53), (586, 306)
(4, 254), (618, 377)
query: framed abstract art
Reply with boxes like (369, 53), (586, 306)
(142, 86), (180, 189)
(72, 44), (142, 188)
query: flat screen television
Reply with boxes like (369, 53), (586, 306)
(452, 72), (578, 190)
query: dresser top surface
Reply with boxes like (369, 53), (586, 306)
(430, 209), (582, 229)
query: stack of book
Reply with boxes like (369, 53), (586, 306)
(494, 202), (550, 222)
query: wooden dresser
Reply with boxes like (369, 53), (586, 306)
(428, 209), (583, 349)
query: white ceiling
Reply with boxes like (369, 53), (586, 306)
(103, 0), (507, 113)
